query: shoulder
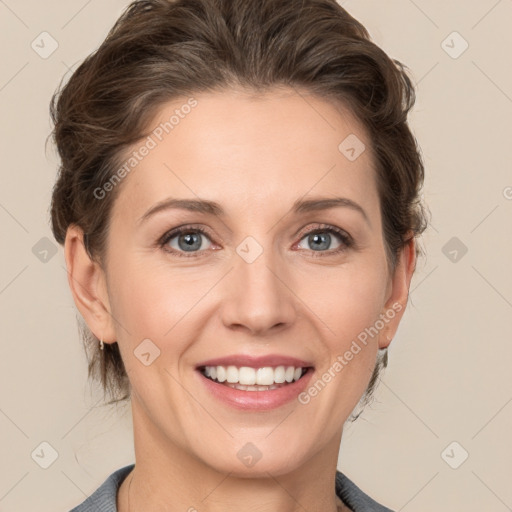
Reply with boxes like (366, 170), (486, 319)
(335, 470), (395, 512)
(68, 464), (134, 512)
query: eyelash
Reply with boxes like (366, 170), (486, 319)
(158, 224), (354, 259)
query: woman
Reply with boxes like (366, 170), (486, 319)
(50, 0), (428, 510)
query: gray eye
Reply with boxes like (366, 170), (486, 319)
(168, 231), (212, 252)
(298, 231), (342, 252)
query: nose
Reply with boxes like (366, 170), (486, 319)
(219, 243), (297, 336)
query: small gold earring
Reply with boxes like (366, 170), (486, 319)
(100, 338), (104, 350)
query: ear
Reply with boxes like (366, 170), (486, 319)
(64, 224), (116, 345)
(378, 236), (417, 349)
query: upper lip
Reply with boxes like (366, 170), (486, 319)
(195, 354), (314, 369)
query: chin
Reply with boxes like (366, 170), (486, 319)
(198, 445), (307, 479)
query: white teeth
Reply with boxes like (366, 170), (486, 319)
(226, 366), (239, 383)
(202, 365), (307, 386)
(256, 367), (274, 385)
(216, 366), (226, 382)
(274, 366), (286, 383)
(226, 383), (281, 391)
(239, 366), (256, 385)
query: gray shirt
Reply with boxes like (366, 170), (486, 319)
(69, 464), (394, 512)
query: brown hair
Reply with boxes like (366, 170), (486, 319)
(49, 0), (428, 412)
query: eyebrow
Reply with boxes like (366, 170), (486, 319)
(138, 196), (371, 226)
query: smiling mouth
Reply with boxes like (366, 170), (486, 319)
(198, 365), (313, 391)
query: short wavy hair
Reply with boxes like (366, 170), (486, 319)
(49, 0), (428, 413)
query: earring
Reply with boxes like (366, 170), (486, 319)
(100, 338), (104, 350)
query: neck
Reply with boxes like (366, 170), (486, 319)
(122, 468), (349, 512)
(117, 399), (347, 512)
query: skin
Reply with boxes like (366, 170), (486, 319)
(65, 86), (416, 512)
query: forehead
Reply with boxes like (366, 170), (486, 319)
(110, 87), (380, 224)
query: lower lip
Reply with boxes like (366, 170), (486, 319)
(196, 369), (314, 410)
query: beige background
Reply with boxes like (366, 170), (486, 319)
(1, 0), (511, 511)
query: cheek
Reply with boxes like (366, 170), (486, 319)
(109, 253), (182, 320)
(309, 262), (388, 399)
(314, 261), (388, 343)
(108, 263), (194, 398)
(107, 257), (209, 356)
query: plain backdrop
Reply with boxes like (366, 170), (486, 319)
(0, 1), (511, 511)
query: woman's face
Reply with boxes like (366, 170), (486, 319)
(91, 87), (413, 476)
